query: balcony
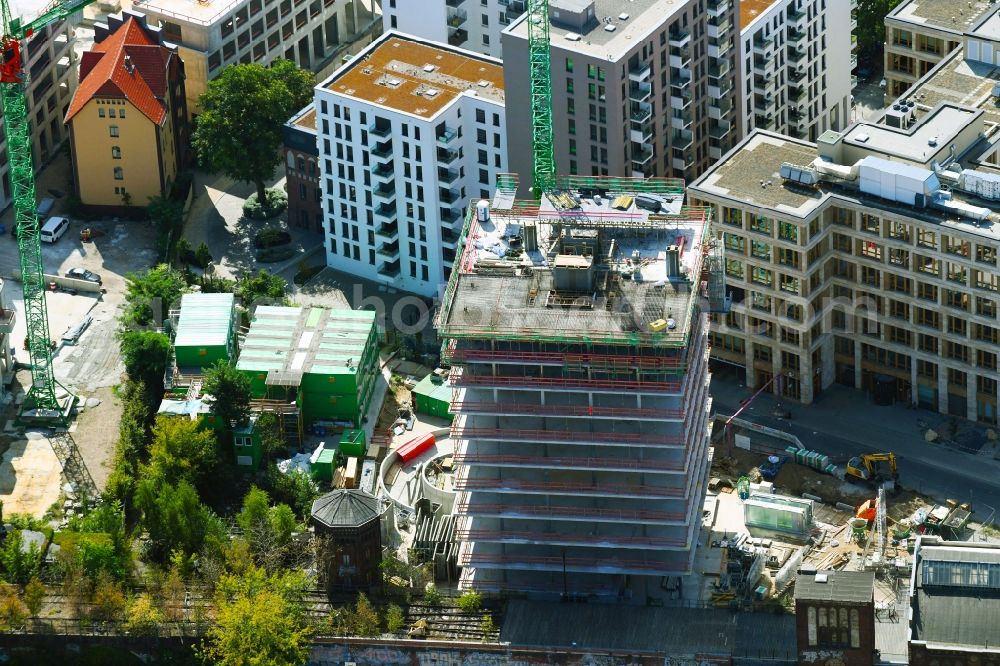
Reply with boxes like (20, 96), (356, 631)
(629, 81), (651, 103)
(673, 129), (694, 149)
(448, 27), (468, 46)
(439, 188), (460, 204)
(670, 110), (692, 130)
(445, 0), (463, 5)
(501, 0), (525, 20)
(708, 38), (731, 59)
(375, 221), (398, 240)
(371, 140), (392, 160)
(707, 0), (729, 18)
(369, 122), (391, 138)
(631, 147), (654, 167)
(668, 30), (690, 48)
(630, 123), (653, 144)
(630, 101), (652, 123)
(376, 241), (399, 257)
(709, 121), (731, 141)
(374, 202), (397, 220)
(753, 54), (774, 75)
(707, 17), (730, 39)
(0, 307), (14, 334)
(708, 60), (730, 80)
(753, 34), (773, 56)
(787, 27), (805, 44)
(441, 208), (462, 224)
(377, 260), (400, 277)
(789, 8), (807, 32)
(628, 63), (651, 82)
(437, 146), (459, 164)
(373, 161), (394, 180)
(437, 166), (459, 184)
(669, 49), (691, 69)
(436, 125), (459, 145)
(374, 182), (396, 199)
(447, 7), (467, 26)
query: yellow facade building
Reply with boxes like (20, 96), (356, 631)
(65, 16), (189, 212)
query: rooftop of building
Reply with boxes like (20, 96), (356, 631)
(841, 103), (982, 163)
(290, 103), (317, 132)
(740, 0), (780, 32)
(689, 126), (1000, 241)
(174, 293), (234, 350)
(505, 0), (688, 60)
(321, 32), (503, 119)
(887, 42), (1000, 128)
(911, 538), (1000, 648)
(887, 0), (996, 33)
(236, 306), (375, 381)
(437, 175), (709, 347)
(130, 0), (244, 27)
(311, 489), (380, 528)
(794, 570), (875, 603)
(65, 15), (176, 125)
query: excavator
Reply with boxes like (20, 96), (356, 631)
(846, 453), (899, 493)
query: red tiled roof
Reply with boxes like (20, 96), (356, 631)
(65, 17), (175, 126)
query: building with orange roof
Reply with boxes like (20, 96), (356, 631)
(65, 12), (189, 212)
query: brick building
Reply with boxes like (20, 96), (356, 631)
(794, 569), (876, 666)
(283, 102), (322, 233)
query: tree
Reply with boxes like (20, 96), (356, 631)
(237, 487), (299, 571)
(0, 586), (27, 629)
(135, 478), (226, 561)
(23, 577), (44, 619)
(192, 60), (314, 205)
(91, 572), (127, 622)
(423, 584), (441, 607)
(146, 415), (219, 486)
(856, 0), (903, 62)
(385, 603), (405, 634)
(126, 593), (165, 635)
(105, 380), (155, 505)
(203, 360), (252, 430)
(162, 565), (186, 622)
(148, 194), (184, 258)
(351, 592), (380, 637)
(264, 465), (319, 520)
(0, 531), (42, 584)
(119, 331), (171, 388)
(269, 58), (314, 111)
(236, 269), (287, 308)
(480, 612), (496, 640)
(121, 264), (187, 330)
(198, 565), (311, 666)
(254, 412), (285, 464)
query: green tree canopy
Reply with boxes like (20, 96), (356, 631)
(198, 565), (311, 666)
(237, 487), (298, 571)
(119, 330), (171, 389)
(203, 360), (253, 429)
(135, 478), (226, 561)
(192, 60), (314, 204)
(236, 269), (288, 308)
(145, 415), (220, 487)
(121, 264), (187, 330)
(856, 0), (903, 62)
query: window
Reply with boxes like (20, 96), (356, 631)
(565, 57), (573, 72)
(111, 146), (121, 159)
(119, 107), (125, 119)
(108, 108), (116, 118)
(778, 221), (798, 242)
(749, 213), (772, 235)
(751, 239), (770, 259)
(860, 213), (880, 234)
(98, 107), (105, 118)
(109, 125), (119, 137)
(113, 167), (123, 180)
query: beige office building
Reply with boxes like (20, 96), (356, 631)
(690, 26), (1000, 424)
(501, 0), (738, 192)
(883, 0), (994, 99)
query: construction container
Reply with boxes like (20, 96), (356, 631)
(236, 306), (380, 427)
(173, 293), (236, 370)
(744, 493), (814, 535)
(311, 444), (337, 482)
(339, 429), (367, 458)
(233, 416), (263, 469)
(397, 432), (435, 463)
(412, 374), (453, 421)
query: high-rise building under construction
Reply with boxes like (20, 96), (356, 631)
(436, 175), (719, 598)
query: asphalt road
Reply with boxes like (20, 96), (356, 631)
(710, 366), (1000, 524)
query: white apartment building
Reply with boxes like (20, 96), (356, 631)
(128, 0), (380, 116)
(0, 0), (79, 209)
(736, 0), (853, 143)
(314, 32), (507, 298)
(379, 0), (522, 58)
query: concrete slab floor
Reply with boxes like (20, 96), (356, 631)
(0, 433), (62, 518)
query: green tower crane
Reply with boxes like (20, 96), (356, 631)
(2, 0), (96, 421)
(527, 0), (554, 196)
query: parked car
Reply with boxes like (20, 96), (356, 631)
(64, 268), (102, 285)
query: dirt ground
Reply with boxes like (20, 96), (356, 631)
(70, 386), (122, 492)
(714, 449), (869, 505)
(0, 432), (62, 517)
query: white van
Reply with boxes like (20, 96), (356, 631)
(40, 216), (70, 243)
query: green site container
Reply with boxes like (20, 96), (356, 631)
(312, 448), (337, 482)
(173, 293), (236, 370)
(412, 374), (454, 422)
(233, 417), (263, 470)
(339, 429), (367, 458)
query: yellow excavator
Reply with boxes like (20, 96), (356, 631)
(846, 453), (899, 493)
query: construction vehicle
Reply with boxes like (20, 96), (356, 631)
(3, 0), (94, 422)
(846, 453), (899, 492)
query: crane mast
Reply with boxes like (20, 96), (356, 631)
(527, 0), (554, 196)
(3, 0), (97, 420)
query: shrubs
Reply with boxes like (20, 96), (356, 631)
(257, 245), (296, 263)
(242, 188), (287, 220)
(456, 589), (482, 612)
(254, 227), (292, 249)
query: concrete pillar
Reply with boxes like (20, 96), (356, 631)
(800, 357), (814, 404)
(937, 367), (948, 415)
(772, 357), (782, 397)
(853, 339), (863, 390)
(910, 361), (919, 406)
(744, 344), (757, 389)
(967, 373), (978, 422)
